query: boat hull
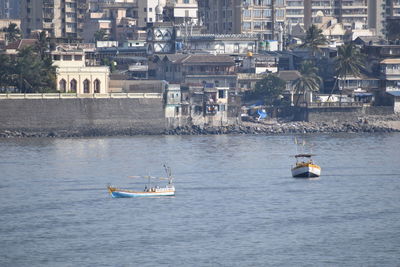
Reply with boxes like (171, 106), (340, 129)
(291, 165), (321, 178)
(110, 190), (175, 198)
(108, 186), (175, 198)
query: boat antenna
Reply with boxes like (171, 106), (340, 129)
(163, 164), (172, 183)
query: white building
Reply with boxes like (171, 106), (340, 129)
(52, 46), (110, 94)
(137, 0), (159, 27)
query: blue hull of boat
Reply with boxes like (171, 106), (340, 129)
(110, 191), (175, 198)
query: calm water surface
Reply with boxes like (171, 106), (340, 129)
(0, 134), (400, 266)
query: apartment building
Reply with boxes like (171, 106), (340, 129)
(286, 0), (335, 29)
(335, 0), (368, 29)
(164, 0), (198, 24)
(198, 0), (279, 40)
(369, 0), (400, 37)
(199, 0), (373, 39)
(20, 0), (88, 40)
(0, 0), (19, 19)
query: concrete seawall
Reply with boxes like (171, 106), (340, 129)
(0, 98), (165, 135)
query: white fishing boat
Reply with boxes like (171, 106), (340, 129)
(291, 154), (321, 178)
(107, 165), (175, 198)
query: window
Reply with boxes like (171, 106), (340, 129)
(70, 79), (77, 93)
(59, 79), (66, 92)
(276, 9), (284, 17)
(83, 79), (90, 93)
(94, 79), (101, 93)
(74, 55), (82, 61)
(243, 10), (251, 18)
(263, 9), (271, 17)
(63, 55), (72, 61)
(218, 90), (225, 99)
(253, 10), (262, 18)
(242, 22), (251, 30)
(234, 43), (239, 53)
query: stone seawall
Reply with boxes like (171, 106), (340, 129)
(306, 107), (363, 122)
(0, 98), (165, 136)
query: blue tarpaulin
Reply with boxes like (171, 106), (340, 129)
(257, 109), (267, 120)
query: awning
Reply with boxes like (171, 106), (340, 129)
(354, 93), (374, 97)
(387, 91), (400, 97)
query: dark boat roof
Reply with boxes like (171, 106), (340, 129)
(294, 154), (315, 158)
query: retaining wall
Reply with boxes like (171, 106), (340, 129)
(0, 96), (165, 135)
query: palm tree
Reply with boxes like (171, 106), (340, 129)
(293, 61), (322, 106)
(329, 43), (365, 102)
(2, 23), (21, 44)
(34, 30), (50, 60)
(299, 24), (328, 57)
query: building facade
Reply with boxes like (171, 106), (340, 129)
(199, 0), (372, 39)
(369, 0), (400, 38)
(20, 0), (88, 40)
(52, 46), (110, 94)
(0, 0), (19, 19)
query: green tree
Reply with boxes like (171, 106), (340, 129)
(94, 29), (108, 41)
(0, 54), (14, 91)
(14, 47), (56, 93)
(330, 43), (365, 101)
(299, 24), (328, 57)
(101, 57), (116, 73)
(293, 60), (322, 105)
(2, 23), (21, 43)
(387, 19), (400, 41)
(253, 74), (286, 106)
(34, 30), (50, 60)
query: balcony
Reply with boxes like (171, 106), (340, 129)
(129, 65), (148, 72)
(65, 7), (76, 13)
(66, 17), (76, 23)
(43, 22), (53, 29)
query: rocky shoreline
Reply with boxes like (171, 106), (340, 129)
(166, 120), (400, 135)
(1, 115), (400, 138)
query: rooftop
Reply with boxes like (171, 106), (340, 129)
(275, 70), (301, 81)
(380, 58), (400, 64)
(5, 39), (37, 50)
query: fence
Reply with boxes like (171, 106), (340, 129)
(299, 102), (364, 108)
(0, 93), (163, 100)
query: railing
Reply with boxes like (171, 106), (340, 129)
(0, 93), (162, 100)
(299, 102), (364, 108)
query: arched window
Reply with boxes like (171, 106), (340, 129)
(70, 79), (77, 93)
(94, 79), (101, 93)
(83, 79), (90, 93)
(59, 79), (66, 92)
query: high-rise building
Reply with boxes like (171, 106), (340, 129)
(199, 0), (373, 39)
(20, 0), (88, 40)
(369, 0), (400, 37)
(198, 0), (278, 40)
(334, 0), (368, 29)
(164, 0), (198, 25)
(0, 0), (19, 19)
(285, 0), (327, 29)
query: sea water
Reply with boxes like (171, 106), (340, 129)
(0, 133), (399, 266)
